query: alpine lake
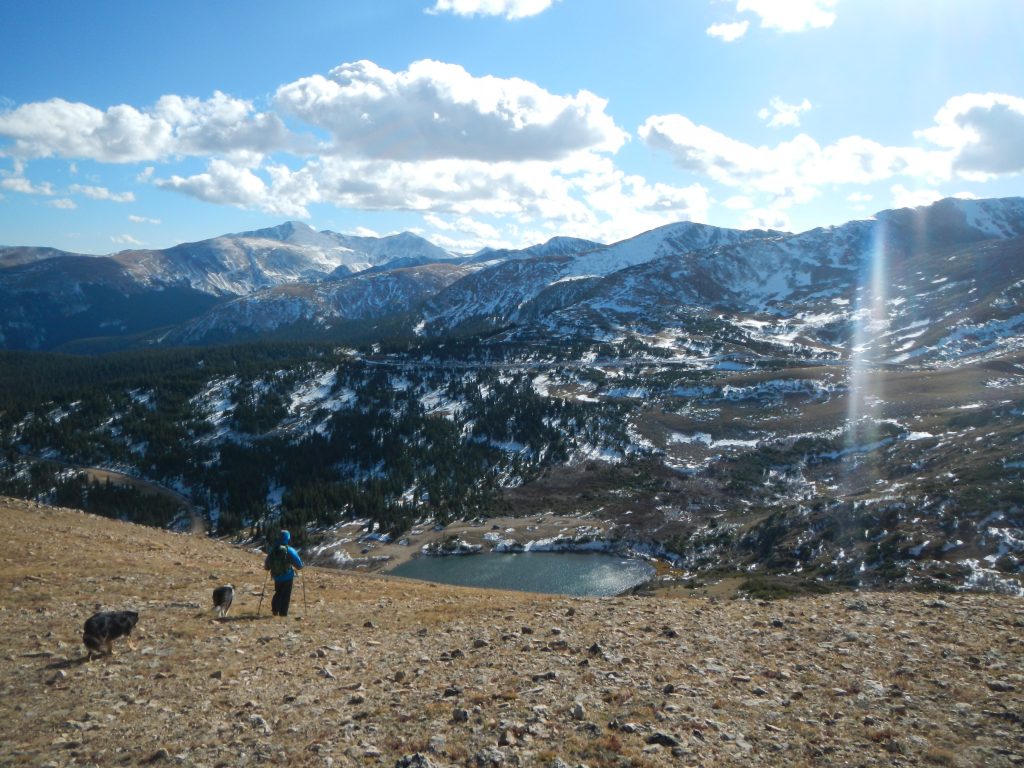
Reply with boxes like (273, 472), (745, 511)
(389, 551), (656, 597)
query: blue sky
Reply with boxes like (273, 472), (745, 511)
(1, 0), (1022, 254)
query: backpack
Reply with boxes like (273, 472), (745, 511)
(268, 545), (291, 577)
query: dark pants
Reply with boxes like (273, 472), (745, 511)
(271, 578), (293, 616)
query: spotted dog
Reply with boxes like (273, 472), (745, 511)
(82, 610), (139, 660)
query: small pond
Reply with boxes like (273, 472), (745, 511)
(389, 551), (655, 596)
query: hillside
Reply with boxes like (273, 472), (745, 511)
(2, 498), (1022, 768)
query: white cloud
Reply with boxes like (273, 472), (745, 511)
(889, 184), (944, 209)
(916, 92), (1024, 180)
(70, 184), (135, 203)
(706, 21), (749, 42)
(157, 152), (709, 247)
(737, 0), (838, 33)
(0, 174), (53, 195)
(846, 191), (872, 203)
(426, 0), (557, 20)
(111, 234), (144, 247)
(723, 195), (754, 210)
(424, 213), (502, 241)
(275, 59), (627, 162)
(758, 97), (811, 128)
(49, 198), (77, 209)
(889, 185), (976, 209)
(129, 214), (161, 224)
(0, 92), (292, 163)
(639, 113), (948, 204)
(741, 207), (792, 231)
(156, 159), (311, 219)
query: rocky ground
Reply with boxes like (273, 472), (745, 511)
(2, 497), (1022, 768)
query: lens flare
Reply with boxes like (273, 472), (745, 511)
(845, 219), (889, 466)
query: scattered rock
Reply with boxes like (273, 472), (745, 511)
(986, 680), (1016, 692)
(473, 746), (506, 765)
(646, 732), (681, 747)
(395, 755), (439, 768)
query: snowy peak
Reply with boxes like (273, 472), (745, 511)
(875, 196), (1024, 247)
(234, 220), (324, 245)
(564, 220), (780, 278)
(470, 236), (605, 264)
(322, 230), (455, 266)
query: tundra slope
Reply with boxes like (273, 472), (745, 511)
(3, 498), (1023, 768)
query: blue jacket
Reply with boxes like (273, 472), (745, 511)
(264, 530), (303, 583)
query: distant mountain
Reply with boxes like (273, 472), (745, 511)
(421, 221), (780, 334)
(451, 197), (1024, 368)
(2, 196), (1023, 355)
(0, 223), (459, 350)
(468, 235), (605, 264)
(162, 262), (478, 346)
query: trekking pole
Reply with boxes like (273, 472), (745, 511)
(256, 570), (269, 617)
(301, 568), (307, 618)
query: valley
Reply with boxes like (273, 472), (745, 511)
(0, 197), (1022, 598)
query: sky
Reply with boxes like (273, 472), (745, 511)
(1, 0), (1022, 255)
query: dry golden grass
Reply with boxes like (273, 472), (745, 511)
(1, 497), (1022, 768)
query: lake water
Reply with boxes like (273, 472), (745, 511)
(389, 552), (655, 596)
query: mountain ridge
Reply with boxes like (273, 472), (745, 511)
(3, 195), (1023, 352)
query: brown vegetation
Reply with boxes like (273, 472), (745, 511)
(1, 497), (1021, 767)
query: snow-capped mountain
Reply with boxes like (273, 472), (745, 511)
(468, 235), (605, 265)
(113, 222), (458, 295)
(0, 223), (459, 349)
(2, 196), (1023, 357)
(163, 262), (478, 345)
(443, 197), (1024, 368)
(421, 221), (780, 333)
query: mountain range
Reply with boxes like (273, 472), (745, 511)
(3, 196), (1023, 364)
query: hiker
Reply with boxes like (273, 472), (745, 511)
(264, 529), (303, 617)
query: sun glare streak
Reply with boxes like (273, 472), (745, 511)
(845, 220), (889, 476)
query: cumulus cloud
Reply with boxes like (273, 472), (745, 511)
(890, 185), (977, 209)
(70, 184), (135, 202)
(723, 195), (754, 210)
(49, 198), (77, 209)
(706, 21), (749, 42)
(0, 92), (292, 163)
(157, 152), (708, 247)
(639, 113), (948, 204)
(737, 0), (838, 33)
(916, 92), (1024, 180)
(758, 97), (812, 128)
(741, 207), (792, 231)
(0, 174), (53, 195)
(425, 0), (558, 20)
(129, 215), (161, 224)
(275, 59), (627, 162)
(156, 159), (311, 218)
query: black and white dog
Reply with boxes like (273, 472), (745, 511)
(212, 584), (234, 618)
(82, 610), (139, 659)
